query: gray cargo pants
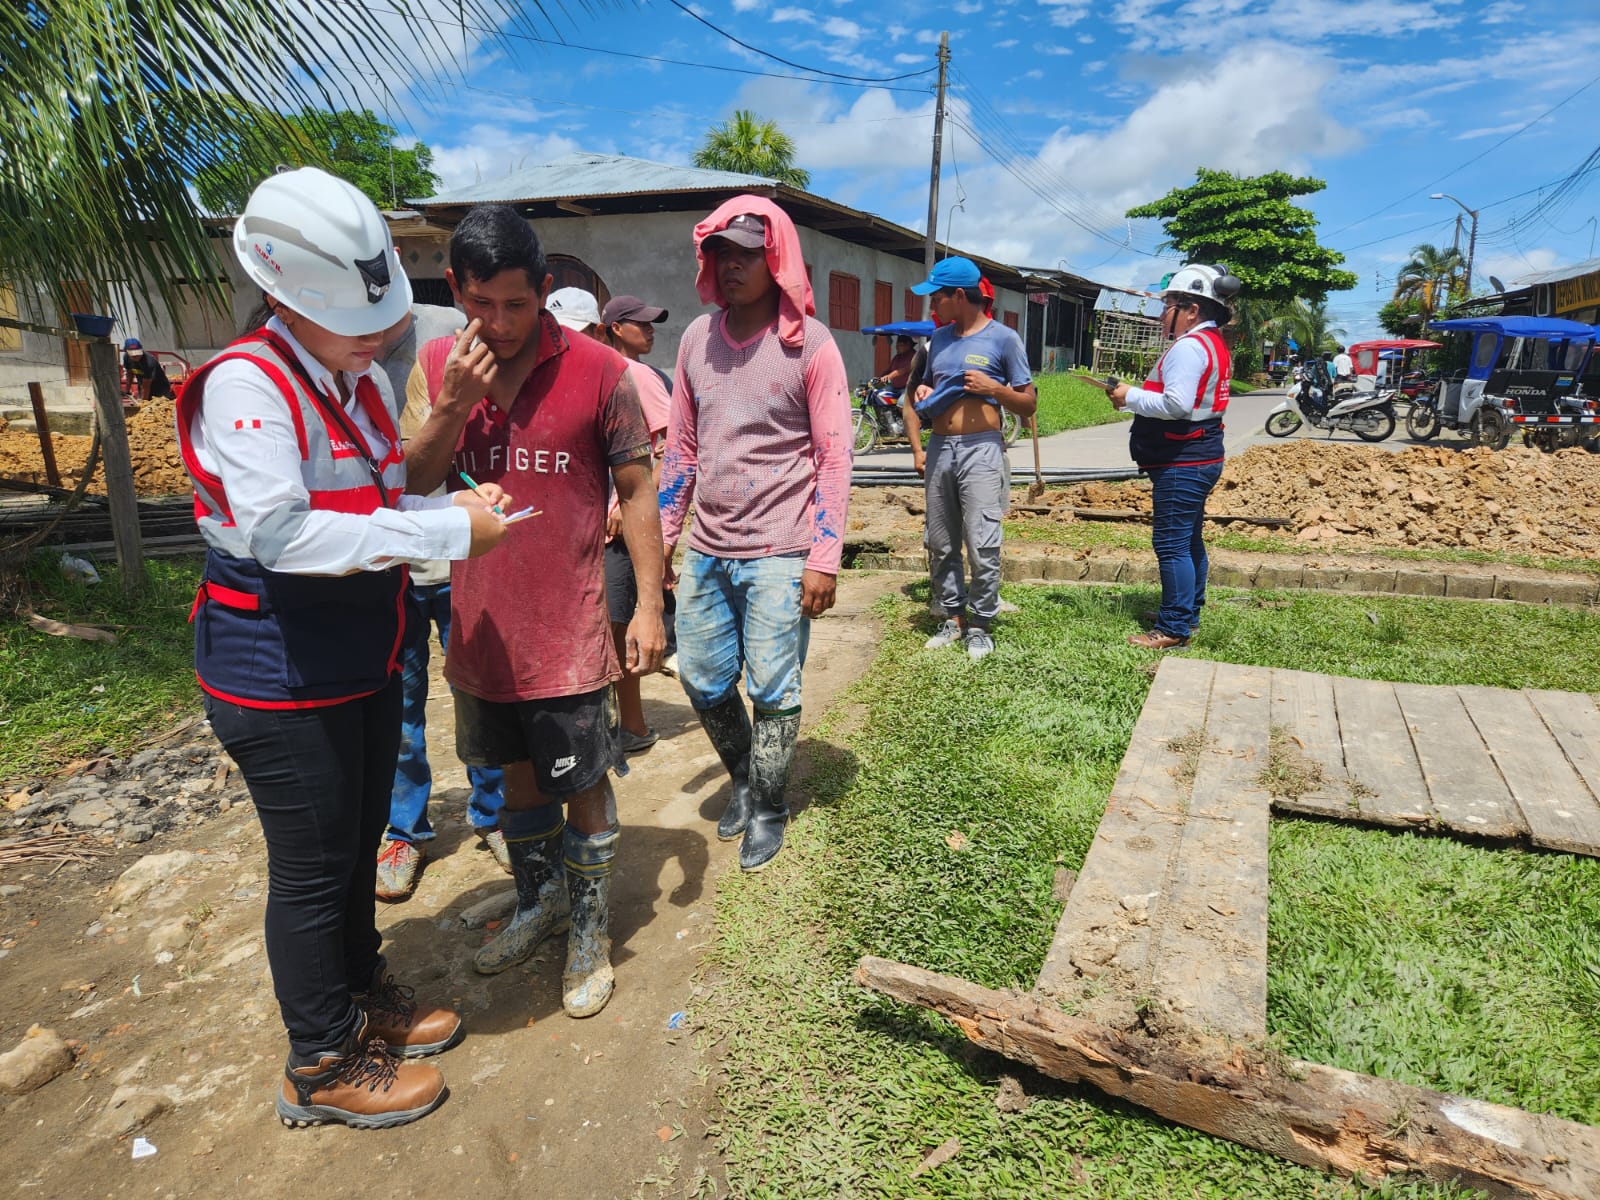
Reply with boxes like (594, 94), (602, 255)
(924, 430), (1008, 628)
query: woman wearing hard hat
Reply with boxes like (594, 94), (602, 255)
(176, 167), (508, 1128)
(1098, 264), (1241, 650)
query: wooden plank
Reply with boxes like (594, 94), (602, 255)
(1146, 662), (1270, 1043)
(859, 956), (1600, 1200)
(1393, 683), (1524, 840)
(1033, 656), (1215, 1026)
(1462, 686), (1600, 857)
(1266, 666), (1353, 819)
(1331, 676), (1432, 826)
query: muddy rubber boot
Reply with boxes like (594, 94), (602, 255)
(696, 695), (754, 841)
(277, 1016), (445, 1130)
(353, 957), (463, 1058)
(740, 710), (800, 873)
(473, 806), (571, 976)
(562, 823), (619, 1019)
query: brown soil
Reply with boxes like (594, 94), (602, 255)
(847, 442), (1600, 563)
(0, 400), (190, 496)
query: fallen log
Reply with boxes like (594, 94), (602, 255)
(856, 956), (1600, 1200)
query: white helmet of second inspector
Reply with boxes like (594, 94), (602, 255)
(233, 167), (412, 338)
(1163, 263), (1242, 306)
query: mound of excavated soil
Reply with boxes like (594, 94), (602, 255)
(848, 442), (1600, 563)
(0, 399), (190, 496)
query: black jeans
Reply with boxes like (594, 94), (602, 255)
(205, 676), (401, 1060)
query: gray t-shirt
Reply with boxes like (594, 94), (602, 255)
(915, 319), (1032, 420)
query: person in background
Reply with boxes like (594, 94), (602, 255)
(122, 337), (175, 401)
(177, 167), (508, 1128)
(881, 334), (916, 396)
(903, 256), (1035, 662)
(598, 293), (678, 734)
(374, 303), (509, 901)
(1333, 343), (1355, 388)
(1098, 263), (1239, 650)
(658, 198), (853, 872)
(402, 208), (664, 1020)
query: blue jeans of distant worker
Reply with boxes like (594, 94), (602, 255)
(387, 581), (504, 842)
(675, 550), (809, 715)
(1148, 462), (1224, 638)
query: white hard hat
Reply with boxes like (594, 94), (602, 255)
(1163, 263), (1241, 306)
(547, 287), (601, 331)
(233, 167), (412, 338)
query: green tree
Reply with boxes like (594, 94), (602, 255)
(1393, 242), (1465, 323)
(1377, 295), (1429, 336)
(1126, 168), (1358, 306)
(194, 107), (441, 214)
(1273, 298), (1346, 357)
(693, 111), (810, 190)
(0, 0), (518, 319)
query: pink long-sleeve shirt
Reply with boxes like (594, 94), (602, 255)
(659, 309), (853, 574)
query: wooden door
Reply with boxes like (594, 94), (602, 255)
(873, 280), (893, 374)
(61, 280), (92, 385)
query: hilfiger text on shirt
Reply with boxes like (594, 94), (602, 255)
(458, 444), (573, 475)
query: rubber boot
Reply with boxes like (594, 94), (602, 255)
(741, 710), (800, 873)
(562, 822), (619, 1019)
(696, 695), (754, 841)
(277, 1015), (446, 1130)
(473, 807), (570, 976)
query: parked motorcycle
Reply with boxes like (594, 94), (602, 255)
(1265, 367), (1396, 442)
(851, 376), (1022, 455)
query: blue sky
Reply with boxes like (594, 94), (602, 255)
(381, 0), (1600, 342)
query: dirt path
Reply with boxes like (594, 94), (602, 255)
(0, 576), (886, 1199)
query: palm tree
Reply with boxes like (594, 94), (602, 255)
(693, 111), (811, 190)
(1393, 243), (1466, 321)
(0, 1), (532, 319)
(1273, 298), (1346, 358)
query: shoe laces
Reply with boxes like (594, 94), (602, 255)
(364, 973), (418, 1025)
(333, 1037), (401, 1093)
(377, 839), (413, 868)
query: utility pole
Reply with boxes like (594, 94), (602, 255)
(923, 32), (950, 276)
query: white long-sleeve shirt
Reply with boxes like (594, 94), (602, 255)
(188, 317), (470, 576)
(1123, 321), (1221, 421)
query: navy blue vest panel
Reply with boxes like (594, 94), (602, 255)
(1129, 415), (1225, 469)
(194, 548), (409, 706)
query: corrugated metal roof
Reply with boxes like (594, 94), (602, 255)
(1508, 256), (1600, 287)
(418, 153), (778, 206)
(1094, 287), (1162, 319)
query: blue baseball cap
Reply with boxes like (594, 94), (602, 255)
(911, 256), (983, 295)
(123, 337), (142, 349)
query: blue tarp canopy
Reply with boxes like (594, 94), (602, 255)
(859, 320), (936, 336)
(1429, 315), (1598, 339)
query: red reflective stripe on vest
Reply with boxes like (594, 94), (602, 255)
(306, 487), (386, 515)
(193, 672), (384, 711)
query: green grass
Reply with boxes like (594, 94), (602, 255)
(1034, 372), (1133, 437)
(0, 553), (203, 781)
(706, 581), (1600, 1198)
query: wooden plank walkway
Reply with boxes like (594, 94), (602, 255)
(1037, 658), (1600, 1045)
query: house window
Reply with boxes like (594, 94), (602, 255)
(0, 284), (20, 352)
(1003, 310), (1020, 331)
(827, 272), (860, 331)
(904, 289), (922, 321)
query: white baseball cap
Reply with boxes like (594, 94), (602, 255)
(547, 287), (601, 331)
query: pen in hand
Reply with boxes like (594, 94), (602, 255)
(458, 470), (503, 515)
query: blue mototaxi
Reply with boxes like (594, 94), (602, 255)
(1422, 315), (1599, 451)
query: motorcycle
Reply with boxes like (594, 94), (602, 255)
(852, 378), (906, 455)
(1265, 363), (1396, 442)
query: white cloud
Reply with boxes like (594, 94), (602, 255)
(1116, 0), (1460, 54)
(429, 127), (587, 191)
(1041, 45), (1073, 56)
(914, 29), (944, 43)
(731, 0), (764, 9)
(1481, 0), (1523, 22)
(893, 53), (924, 65)
(885, 23), (910, 40)
(1454, 121), (1534, 140)
(770, 6), (814, 22)
(994, 38), (1020, 48)
(1480, 246), (1561, 286)
(953, 0), (983, 11)
(821, 15), (863, 38)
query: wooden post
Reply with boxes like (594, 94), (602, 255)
(86, 339), (144, 593)
(27, 382), (62, 488)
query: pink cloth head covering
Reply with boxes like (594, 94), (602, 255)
(693, 195), (815, 349)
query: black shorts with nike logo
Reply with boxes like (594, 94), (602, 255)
(453, 684), (624, 796)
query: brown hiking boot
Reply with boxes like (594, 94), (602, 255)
(1127, 630), (1190, 650)
(276, 1021), (445, 1129)
(355, 967), (463, 1058)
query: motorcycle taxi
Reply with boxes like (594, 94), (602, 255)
(1413, 316), (1598, 451)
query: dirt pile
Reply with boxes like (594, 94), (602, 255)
(0, 399), (189, 497)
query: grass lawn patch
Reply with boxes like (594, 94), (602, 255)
(706, 580), (1600, 1198)
(1034, 372), (1132, 438)
(1, 553), (203, 781)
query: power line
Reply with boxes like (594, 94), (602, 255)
(661, 0), (936, 84)
(1327, 66), (1600, 237)
(329, 0), (936, 93)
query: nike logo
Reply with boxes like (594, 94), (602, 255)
(550, 755), (578, 778)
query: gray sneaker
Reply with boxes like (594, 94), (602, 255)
(964, 627), (995, 661)
(924, 619), (964, 650)
(479, 827), (513, 875)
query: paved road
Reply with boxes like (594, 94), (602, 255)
(858, 387), (1446, 475)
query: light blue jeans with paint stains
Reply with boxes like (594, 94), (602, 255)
(675, 550), (809, 714)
